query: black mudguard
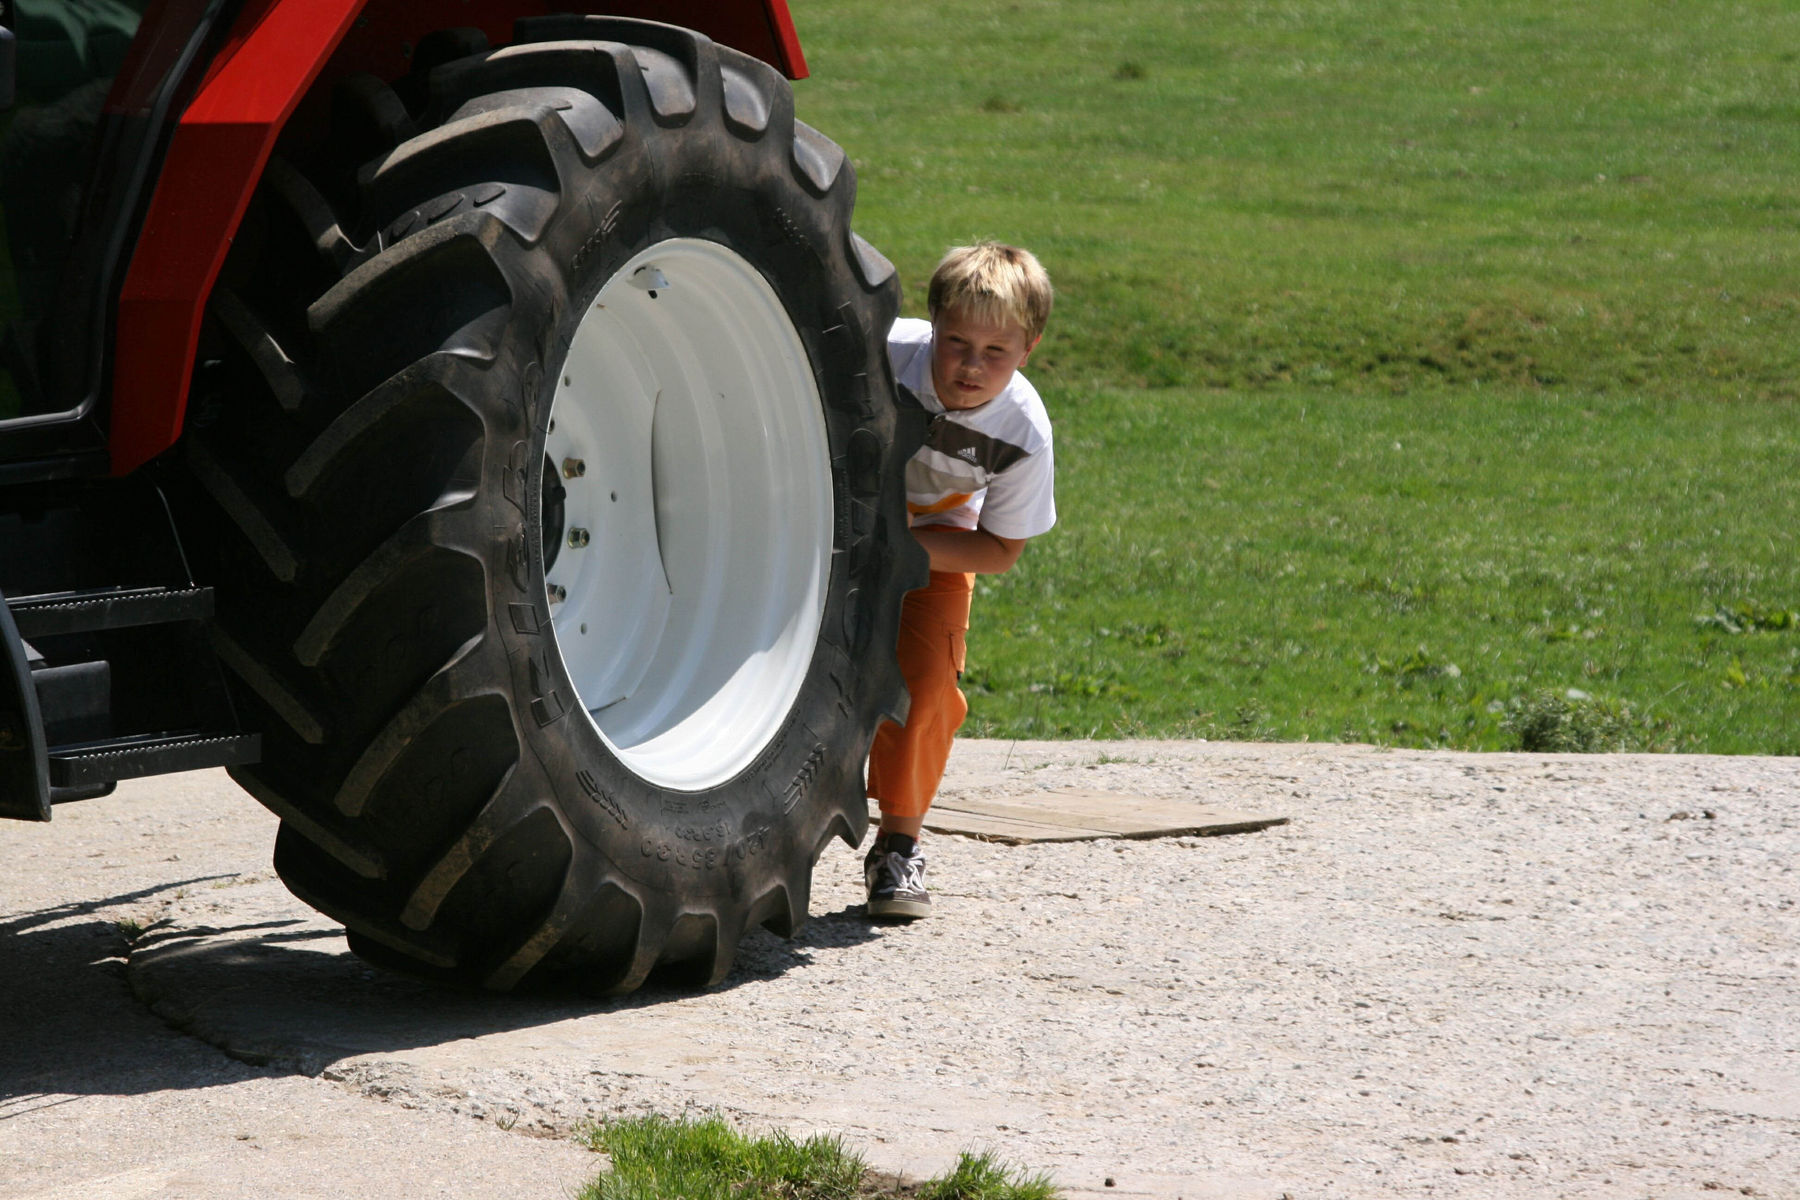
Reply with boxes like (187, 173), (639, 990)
(0, 586), (50, 820)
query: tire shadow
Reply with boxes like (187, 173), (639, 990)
(0, 879), (251, 1105)
(713, 901), (886, 982)
(2, 876), (887, 1097)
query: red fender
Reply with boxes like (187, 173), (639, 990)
(109, 0), (807, 476)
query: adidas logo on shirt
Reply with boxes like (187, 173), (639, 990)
(957, 446), (979, 462)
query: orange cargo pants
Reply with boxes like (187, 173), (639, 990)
(865, 570), (975, 820)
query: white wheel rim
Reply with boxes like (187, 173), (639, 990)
(544, 239), (833, 791)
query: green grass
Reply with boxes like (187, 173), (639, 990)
(790, 0), (1800, 753)
(956, 388), (1800, 752)
(795, 0), (1800, 400)
(574, 1114), (1059, 1200)
(917, 1151), (1060, 1200)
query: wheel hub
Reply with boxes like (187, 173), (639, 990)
(542, 239), (834, 792)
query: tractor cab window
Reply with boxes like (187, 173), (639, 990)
(0, 0), (145, 420)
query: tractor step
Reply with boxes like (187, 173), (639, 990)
(7, 585), (214, 639)
(2, 482), (259, 822)
(48, 731), (262, 788)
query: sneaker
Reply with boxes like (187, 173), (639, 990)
(864, 832), (931, 920)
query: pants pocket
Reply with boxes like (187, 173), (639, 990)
(949, 628), (967, 679)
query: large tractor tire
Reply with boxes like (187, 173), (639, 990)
(183, 18), (926, 992)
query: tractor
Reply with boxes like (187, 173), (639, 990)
(0, 0), (924, 992)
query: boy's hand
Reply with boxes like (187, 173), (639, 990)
(910, 526), (1027, 574)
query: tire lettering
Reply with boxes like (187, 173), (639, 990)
(783, 744), (826, 814)
(571, 200), (624, 277)
(676, 820), (729, 844)
(768, 204), (807, 249)
(641, 826), (769, 870)
(577, 770), (629, 829)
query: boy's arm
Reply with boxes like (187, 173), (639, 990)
(911, 525), (1028, 574)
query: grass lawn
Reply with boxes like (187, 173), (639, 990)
(966, 388), (1800, 752)
(792, 0), (1800, 752)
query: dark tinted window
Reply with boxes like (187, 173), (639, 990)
(0, 0), (146, 419)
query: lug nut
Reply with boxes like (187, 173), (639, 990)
(562, 457), (586, 479)
(567, 527), (591, 548)
(548, 584), (567, 605)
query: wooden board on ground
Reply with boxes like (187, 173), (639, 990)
(874, 789), (1289, 845)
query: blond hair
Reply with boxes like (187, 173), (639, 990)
(926, 241), (1053, 342)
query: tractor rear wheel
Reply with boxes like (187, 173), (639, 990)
(185, 18), (924, 991)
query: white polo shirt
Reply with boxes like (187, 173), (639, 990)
(887, 318), (1056, 540)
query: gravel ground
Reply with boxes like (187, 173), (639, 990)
(3, 741), (1797, 1200)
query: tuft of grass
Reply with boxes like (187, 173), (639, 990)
(574, 1116), (1063, 1200)
(576, 1114), (867, 1200)
(917, 1151), (1061, 1200)
(1501, 688), (1658, 753)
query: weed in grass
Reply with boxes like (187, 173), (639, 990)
(1501, 689), (1659, 753)
(1374, 645), (1462, 687)
(1098, 621), (1180, 650)
(1694, 601), (1800, 635)
(1029, 671), (1133, 701)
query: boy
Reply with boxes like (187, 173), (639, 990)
(864, 242), (1057, 919)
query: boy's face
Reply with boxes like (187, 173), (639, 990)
(929, 308), (1040, 411)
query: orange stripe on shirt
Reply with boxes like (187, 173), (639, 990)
(908, 493), (974, 517)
